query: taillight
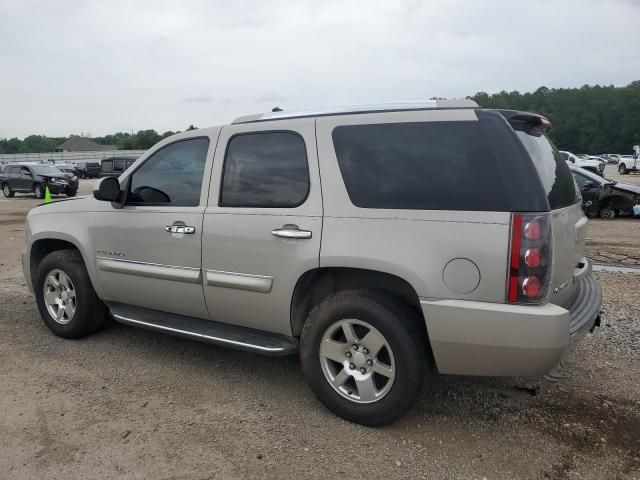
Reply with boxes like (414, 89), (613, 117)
(507, 213), (552, 304)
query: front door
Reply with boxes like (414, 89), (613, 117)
(202, 119), (322, 336)
(93, 135), (217, 319)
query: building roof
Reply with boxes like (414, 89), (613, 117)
(232, 99), (479, 124)
(54, 136), (117, 152)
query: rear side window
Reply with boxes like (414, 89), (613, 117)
(514, 130), (577, 209)
(332, 122), (508, 210)
(220, 132), (309, 208)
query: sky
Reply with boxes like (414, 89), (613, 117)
(1, 0), (639, 139)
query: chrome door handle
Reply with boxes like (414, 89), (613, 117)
(165, 225), (196, 234)
(271, 228), (312, 239)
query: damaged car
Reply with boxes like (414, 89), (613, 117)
(570, 165), (640, 219)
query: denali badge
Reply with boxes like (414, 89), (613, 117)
(96, 249), (126, 257)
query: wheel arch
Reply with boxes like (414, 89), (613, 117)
(27, 233), (101, 297)
(290, 267), (425, 338)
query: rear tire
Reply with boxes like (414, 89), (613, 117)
(618, 164), (628, 175)
(34, 249), (109, 339)
(2, 183), (14, 198)
(300, 289), (430, 426)
(33, 183), (44, 199)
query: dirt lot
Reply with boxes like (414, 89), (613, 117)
(1, 177), (639, 479)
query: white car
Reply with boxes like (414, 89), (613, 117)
(559, 151), (605, 175)
(618, 155), (639, 174)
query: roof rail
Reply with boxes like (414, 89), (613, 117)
(232, 99), (479, 124)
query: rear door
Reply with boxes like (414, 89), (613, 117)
(514, 129), (584, 307)
(202, 119), (322, 336)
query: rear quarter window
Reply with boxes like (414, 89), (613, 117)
(514, 130), (577, 209)
(331, 121), (509, 211)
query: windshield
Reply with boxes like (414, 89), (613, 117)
(515, 129), (578, 209)
(31, 165), (65, 176)
(574, 167), (614, 185)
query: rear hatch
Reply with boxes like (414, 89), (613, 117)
(513, 123), (585, 307)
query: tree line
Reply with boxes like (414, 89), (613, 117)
(2, 81), (639, 154)
(470, 81), (640, 154)
(0, 125), (198, 154)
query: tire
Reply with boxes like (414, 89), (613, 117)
(33, 183), (44, 199)
(2, 183), (14, 198)
(618, 164), (628, 175)
(599, 206), (616, 220)
(300, 289), (430, 426)
(66, 188), (77, 197)
(34, 249), (109, 339)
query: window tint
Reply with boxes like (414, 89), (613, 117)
(515, 130), (577, 209)
(128, 138), (209, 206)
(21, 167), (32, 176)
(332, 122), (508, 210)
(113, 160), (125, 172)
(220, 132), (309, 208)
(572, 172), (590, 189)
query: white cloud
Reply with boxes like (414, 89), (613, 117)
(0, 0), (638, 137)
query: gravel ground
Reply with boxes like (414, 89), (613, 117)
(0, 179), (639, 479)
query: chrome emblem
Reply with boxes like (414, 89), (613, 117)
(553, 281), (569, 294)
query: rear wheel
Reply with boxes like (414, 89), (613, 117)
(300, 290), (430, 426)
(34, 249), (109, 338)
(2, 183), (14, 198)
(618, 164), (628, 174)
(33, 183), (44, 199)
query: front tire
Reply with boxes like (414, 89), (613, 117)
(33, 183), (44, 199)
(599, 206), (616, 219)
(300, 290), (430, 426)
(34, 249), (109, 338)
(619, 164), (628, 174)
(66, 187), (77, 197)
(2, 183), (14, 198)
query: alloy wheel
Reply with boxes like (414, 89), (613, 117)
(43, 269), (77, 325)
(319, 319), (395, 404)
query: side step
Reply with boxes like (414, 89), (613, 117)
(107, 302), (298, 356)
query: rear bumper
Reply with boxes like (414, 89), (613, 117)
(421, 272), (602, 377)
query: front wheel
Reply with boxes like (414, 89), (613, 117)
(66, 188), (77, 197)
(2, 183), (14, 198)
(300, 290), (430, 426)
(599, 206), (616, 220)
(34, 249), (109, 338)
(619, 164), (628, 174)
(33, 183), (44, 199)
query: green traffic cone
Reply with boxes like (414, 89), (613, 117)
(44, 186), (52, 203)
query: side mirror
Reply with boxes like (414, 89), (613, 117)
(94, 177), (122, 202)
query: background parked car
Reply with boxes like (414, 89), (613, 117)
(560, 150), (605, 175)
(77, 161), (101, 178)
(1, 164), (79, 199)
(570, 165), (640, 219)
(618, 155), (639, 174)
(601, 154), (620, 164)
(99, 156), (138, 178)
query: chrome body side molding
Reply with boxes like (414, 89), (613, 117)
(96, 256), (202, 284)
(205, 269), (273, 293)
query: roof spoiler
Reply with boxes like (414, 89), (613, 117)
(495, 110), (552, 130)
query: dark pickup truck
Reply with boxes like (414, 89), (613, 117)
(1, 164), (79, 199)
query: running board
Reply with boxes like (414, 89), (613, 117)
(107, 302), (298, 356)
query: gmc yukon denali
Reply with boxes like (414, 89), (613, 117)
(22, 100), (602, 425)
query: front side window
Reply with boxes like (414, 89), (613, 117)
(128, 138), (209, 206)
(220, 132), (309, 208)
(332, 121), (508, 210)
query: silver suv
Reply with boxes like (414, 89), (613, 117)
(22, 100), (602, 425)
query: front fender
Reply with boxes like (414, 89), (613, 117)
(24, 211), (102, 298)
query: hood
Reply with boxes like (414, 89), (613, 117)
(29, 195), (97, 215)
(611, 182), (640, 195)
